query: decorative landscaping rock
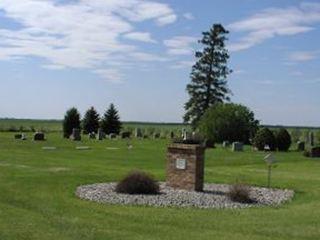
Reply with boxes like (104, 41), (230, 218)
(76, 182), (294, 209)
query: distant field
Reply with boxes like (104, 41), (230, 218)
(0, 118), (189, 133)
(0, 118), (319, 133)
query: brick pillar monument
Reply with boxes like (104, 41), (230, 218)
(166, 143), (205, 191)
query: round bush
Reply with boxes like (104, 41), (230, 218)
(115, 171), (160, 195)
(227, 183), (252, 203)
(253, 128), (276, 151)
(276, 128), (291, 151)
(198, 103), (259, 144)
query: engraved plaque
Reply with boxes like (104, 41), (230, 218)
(176, 158), (186, 170)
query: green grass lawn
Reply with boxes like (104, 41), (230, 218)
(0, 132), (319, 240)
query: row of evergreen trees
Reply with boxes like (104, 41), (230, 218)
(63, 104), (121, 138)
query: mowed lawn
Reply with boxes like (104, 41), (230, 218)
(0, 132), (319, 240)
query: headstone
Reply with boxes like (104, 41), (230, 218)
(121, 131), (131, 139)
(170, 131), (175, 139)
(232, 142), (243, 152)
(134, 128), (143, 138)
(33, 132), (45, 141)
(76, 146), (90, 150)
(222, 141), (230, 148)
(42, 146), (56, 150)
(309, 132), (314, 146)
(310, 147), (320, 158)
(97, 128), (105, 140)
(181, 129), (192, 141)
(297, 141), (305, 151)
(88, 132), (96, 139)
(204, 139), (215, 148)
(109, 133), (117, 139)
(166, 143), (205, 191)
(153, 133), (160, 139)
(14, 134), (22, 139)
(21, 133), (27, 140)
(70, 128), (81, 141)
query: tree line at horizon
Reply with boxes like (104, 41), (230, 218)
(63, 103), (121, 138)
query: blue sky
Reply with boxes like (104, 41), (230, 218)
(0, 0), (319, 126)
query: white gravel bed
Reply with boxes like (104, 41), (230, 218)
(76, 182), (294, 209)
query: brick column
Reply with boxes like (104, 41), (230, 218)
(166, 143), (205, 191)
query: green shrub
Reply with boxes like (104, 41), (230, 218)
(198, 103), (259, 144)
(227, 183), (252, 203)
(115, 171), (160, 195)
(276, 128), (292, 151)
(253, 128), (276, 151)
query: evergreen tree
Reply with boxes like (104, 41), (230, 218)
(276, 128), (292, 151)
(63, 107), (81, 138)
(82, 106), (100, 134)
(101, 103), (122, 134)
(184, 24), (232, 128)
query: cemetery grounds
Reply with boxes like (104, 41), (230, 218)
(0, 125), (319, 239)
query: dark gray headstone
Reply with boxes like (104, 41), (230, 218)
(170, 131), (175, 139)
(88, 132), (96, 139)
(153, 133), (160, 139)
(310, 147), (320, 158)
(121, 131), (131, 139)
(70, 128), (81, 141)
(204, 139), (215, 148)
(232, 142), (243, 152)
(297, 141), (305, 151)
(309, 132), (314, 146)
(14, 134), (22, 139)
(222, 141), (230, 148)
(97, 128), (105, 140)
(33, 132), (45, 141)
(109, 133), (117, 139)
(134, 128), (143, 138)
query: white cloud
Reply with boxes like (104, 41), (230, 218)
(171, 60), (194, 69)
(183, 13), (194, 20)
(123, 32), (157, 43)
(233, 69), (246, 75)
(288, 51), (318, 62)
(164, 36), (197, 55)
(228, 3), (320, 52)
(0, 0), (177, 83)
(94, 69), (124, 84)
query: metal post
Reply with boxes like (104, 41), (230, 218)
(267, 165), (271, 188)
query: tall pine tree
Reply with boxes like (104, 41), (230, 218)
(101, 103), (122, 135)
(184, 24), (232, 128)
(82, 106), (100, 134)
(62, 107), (81, 138)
